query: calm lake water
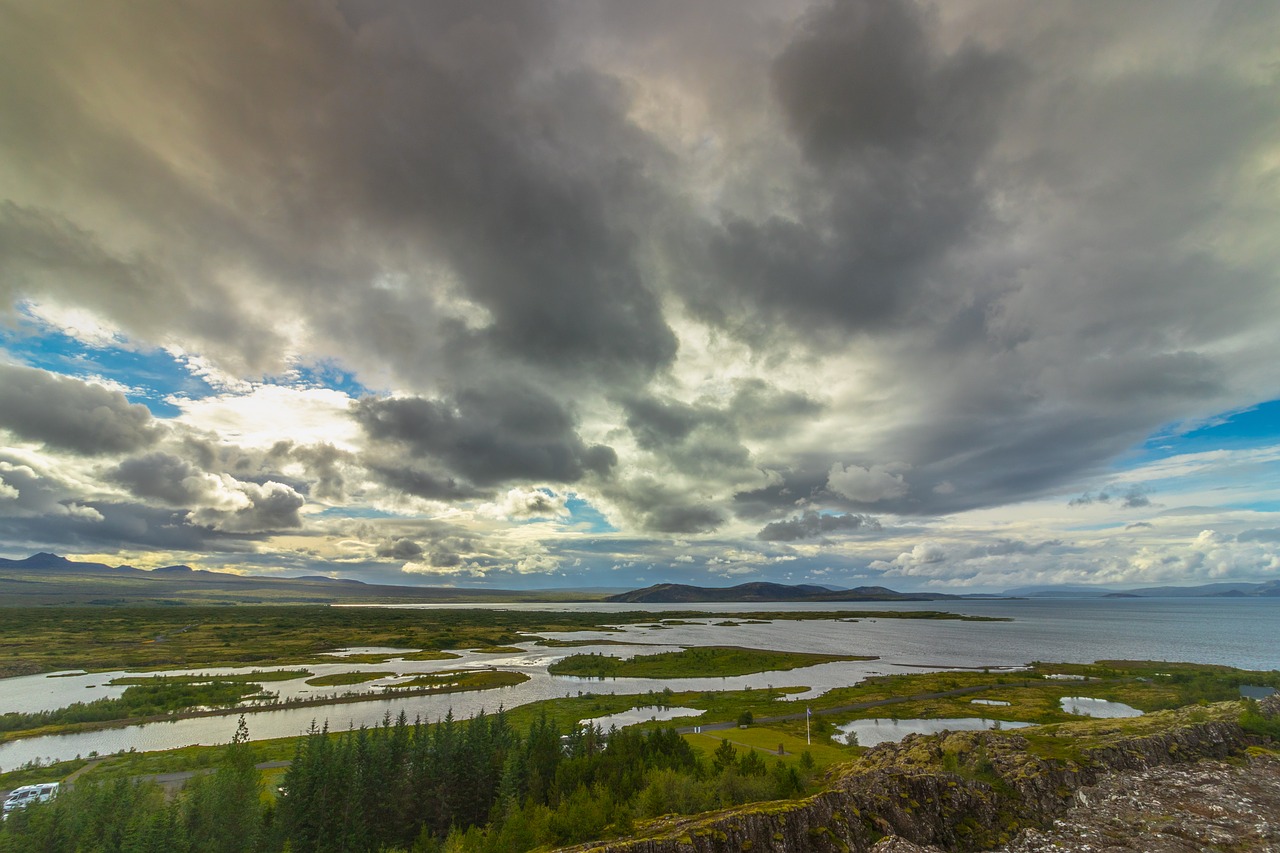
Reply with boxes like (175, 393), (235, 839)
(1, 597), (1275, 769)
(837, 717), (1034, 747)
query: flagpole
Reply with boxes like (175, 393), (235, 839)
(806, 707), (811, 745)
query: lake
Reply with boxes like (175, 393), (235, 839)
(1, 597), (1275, 769)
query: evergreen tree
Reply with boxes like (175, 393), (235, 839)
(712, 738), (738, 774)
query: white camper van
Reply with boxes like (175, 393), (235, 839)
(2, 782), (59, 819)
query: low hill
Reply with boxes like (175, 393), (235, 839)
(605, 581), (958, 603)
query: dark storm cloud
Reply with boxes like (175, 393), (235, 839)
(365, 462), (486, 502)
(0, 2), (678, 386)
(600, 477), (725, 534)
(1, 0), (1278, 585)
(376, 537), (424, 561)
(642, 504), (725, 535)
(0, 451), (274, 550)
(618, 381), (822, 489)
(0, 452), (102, 521)
(107, 450), (304, 533)
(0, 363), (160, 455)
(676, 0), (1019, 341)
(109, 452), (204, 505)
(733, 470), (830, 520)
(271, 442), (352, 503)
(625, 381), (823, 449)
(0, 501), (258, 553)
(757, 510), (879, 541)
(189, 481), (305, 534)
(774, 0), (935, 158)
(355, 384), (616, 488)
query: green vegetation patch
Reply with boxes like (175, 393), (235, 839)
(0, 678), (269, 741)
(392, 669), (529, 692)
(530, 638), (643, 648)
(0, 756), (93, 791)
(399, 649), (462, 661)
(304, 671), (386, 687)
(684, 727), (852, 772)
(110, 669), (311, 686)
(548, 646), (873, 679)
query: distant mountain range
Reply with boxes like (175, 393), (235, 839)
(604, 581), (968, 603)
(606, 578), (1280, 603)
(0, 553), (593, 606)
(1002, 580), (1280, 598)
(4, 553), (1276, 606)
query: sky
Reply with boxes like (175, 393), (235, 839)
(1, 1), (1278, 592)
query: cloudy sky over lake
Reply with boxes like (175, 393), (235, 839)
(1, 1), (1278, 591)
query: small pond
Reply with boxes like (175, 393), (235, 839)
(969, 699), (1010, 706)
(1059, 697), (1142, 718)
(836, 717), (1032, 747)
(580, 705), (704, 729)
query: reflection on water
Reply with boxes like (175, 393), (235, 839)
(1059, 696), (1142, 718)
(580, 706), (704, 729)
(837, 717), (1032, 747)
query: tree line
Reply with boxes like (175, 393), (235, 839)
(0, 711), (814, 853)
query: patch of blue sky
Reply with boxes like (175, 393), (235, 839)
(1221, 500), (1280, 514)
(279, 359), (378, 399)
(0, 323), (216, 417)
(1123, 399), (1280, 467)
(563, 495), (617, 533)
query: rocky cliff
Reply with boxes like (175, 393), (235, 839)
(556, 699), (1277, 853)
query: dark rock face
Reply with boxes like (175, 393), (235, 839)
(554, 705), (1277, 853)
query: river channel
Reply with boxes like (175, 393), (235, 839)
(1, 597), (1275, 769)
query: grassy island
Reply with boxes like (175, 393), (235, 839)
(547, 646), (873, 679)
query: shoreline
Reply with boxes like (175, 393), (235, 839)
(0, 670), (529, 744)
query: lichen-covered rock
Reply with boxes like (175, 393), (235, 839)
(869, 837), (943, 853)
(998, 753), (1280, 852)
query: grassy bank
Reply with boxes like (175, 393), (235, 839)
(548, 646), (873, 679)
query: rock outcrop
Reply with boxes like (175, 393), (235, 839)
(555, 701), (1276, 853)
(999, 752), (1280, 852)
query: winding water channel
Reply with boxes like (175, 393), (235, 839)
(2, 598), (1276, 769)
